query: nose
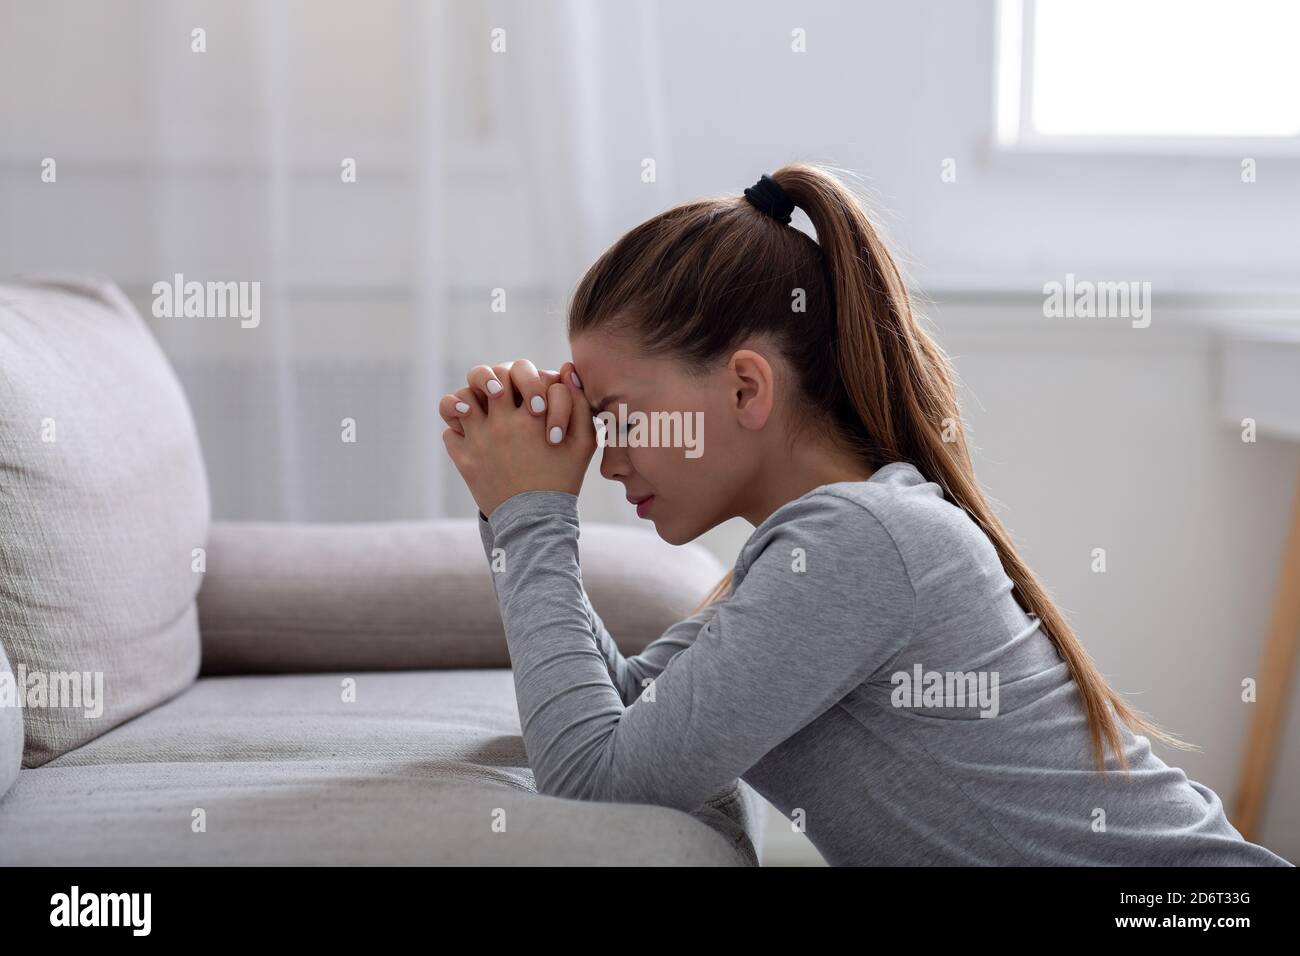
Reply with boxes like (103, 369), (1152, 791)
(599, 442), (632, 483)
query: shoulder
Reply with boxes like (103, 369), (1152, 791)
(733, 470), (919, 644)
(813, 463), (1009, 593)
(740, 462), (979, 583)
(738, 468), (920, 591)
(742, 485), (899, 566)
(817, 463), (972, 548)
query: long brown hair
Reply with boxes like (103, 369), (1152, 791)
(568, 161), (1194, 772)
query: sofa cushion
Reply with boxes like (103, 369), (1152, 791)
(0, 669), (760, 864)
(0, 762), (750, 865)
(0, 276), (210, 766)
(44, 668), (530, 771)
(0, 641), (20, 798)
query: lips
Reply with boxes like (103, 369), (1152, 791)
(627, 493), (655, 519)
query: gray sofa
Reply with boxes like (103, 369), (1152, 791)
(0, 277), (763, 865)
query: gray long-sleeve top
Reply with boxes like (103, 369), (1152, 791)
(477, 461), (1292, 866)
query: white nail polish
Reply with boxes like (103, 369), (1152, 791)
(455, 401), (470, 413)
(486, 379), (502, 395)
(570, 370), (582, 388)
(530, 395), (546, 413)
(549, 426), (563, 444)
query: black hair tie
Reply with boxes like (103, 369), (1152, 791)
(743, 173), (795, 224)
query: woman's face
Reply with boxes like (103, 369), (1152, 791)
(569, 329), (776, 545)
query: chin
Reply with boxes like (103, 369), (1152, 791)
(652, 515), (701, 547)
(657, 527), (690, 546)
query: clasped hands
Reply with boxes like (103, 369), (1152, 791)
(440, 359), (599, 519)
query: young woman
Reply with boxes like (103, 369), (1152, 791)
(440, 163), (1292, 866)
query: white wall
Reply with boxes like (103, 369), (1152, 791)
(650, 0), (1300, 293)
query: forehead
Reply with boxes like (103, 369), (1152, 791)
(571, 328), (635, 364)
(569, 330), (652, 397)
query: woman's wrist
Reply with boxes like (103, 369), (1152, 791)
(482, 489), (580, 531)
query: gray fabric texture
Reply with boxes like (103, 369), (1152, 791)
(0, 640), (20, 798)
(0, 669), (759, 865)
(197, 516), (724, 675)
(0, 276), (210, 766)
(478, 462), (1294, 866)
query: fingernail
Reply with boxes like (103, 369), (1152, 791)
(570, 370), (582, 388)
(486, 379), (503, 395)
(455, 401), (471, 413)
(530, 395), (546, 413)
(549, 426), (563, 444)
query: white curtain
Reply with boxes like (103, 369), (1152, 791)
(0, 0), (672, 522)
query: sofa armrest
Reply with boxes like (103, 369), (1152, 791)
(197, 518), (726, 676)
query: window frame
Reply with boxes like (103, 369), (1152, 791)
(994, 0), (1300, 157)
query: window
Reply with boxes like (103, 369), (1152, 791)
(996, 0), (1300, 152)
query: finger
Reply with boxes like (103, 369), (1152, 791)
(538, 368), (564, 396)
(506, 358), (548, 417)
(439, 386), (482, 436)
(468, 364), (509, 405)
(492, 362), (524, 407)
(545, 382), (571, 444)
(566, 375), (598, 447)
(560, 361), (585, 396)
(559, 361), (591, 414)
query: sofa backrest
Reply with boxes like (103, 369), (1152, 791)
(0, 276), (210, 766)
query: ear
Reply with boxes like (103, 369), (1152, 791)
(727, 348), (776, 432)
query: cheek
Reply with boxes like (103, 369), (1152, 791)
(626, 405), (727, 498)
(626, 445), (678, 487)
(632, 444), (721, 502)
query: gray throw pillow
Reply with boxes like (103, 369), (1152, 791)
(0, 276), (210, 766)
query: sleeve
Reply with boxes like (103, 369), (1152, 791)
(482, 488), (916, 814)
(477, 503), (721, 706)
